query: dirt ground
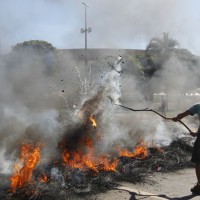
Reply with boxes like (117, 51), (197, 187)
(91, 167), (200, 200)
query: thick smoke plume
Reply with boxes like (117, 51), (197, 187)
(0, 46), (200, 175)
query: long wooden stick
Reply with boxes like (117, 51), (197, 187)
(115, 104), (192, 133)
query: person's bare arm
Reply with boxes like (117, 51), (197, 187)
(172, 110), (192, 122)
(172, 110), (197, 137)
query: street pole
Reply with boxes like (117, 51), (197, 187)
(0, 37), (1, 55)
(84, 3), (87, 52)
(81, 2), (92, 67)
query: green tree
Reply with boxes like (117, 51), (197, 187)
(12, 40), (56, 55)
(145, 32), (178, 76)
(11, 40), (56, 76)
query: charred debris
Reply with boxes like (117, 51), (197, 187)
(0, 136), (195, 200)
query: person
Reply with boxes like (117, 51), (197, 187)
(160, 96), (166, 116)
(172, 103), (200, 195)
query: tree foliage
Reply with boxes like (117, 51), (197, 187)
(10, 40), (57, 76)
(12, 40), (56, 55)
(145, 32), (178, 76)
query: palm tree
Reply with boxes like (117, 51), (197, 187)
(145, 32), (178, 75)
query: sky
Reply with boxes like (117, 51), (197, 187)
(0, 0), (200, 54)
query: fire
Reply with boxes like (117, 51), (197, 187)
(82, 151), (98, 172)
(151, 142), (164, 153)
(62, 149), (85, 170)
(62, 149), (119, 173)
(157, 147), (164, 153)
(62, 136), (98, 172)
(61, 119), (149, 174)
(99, 156), (119, 172)
(62, 149), (98, 172)
(10, 144), (41, 193)
(89, 115), (97, 128)
(62, 134), (149, 177)
(118, 141), (148, 159)
(39, 174), (48, 183)
(61, 135), (119, 173)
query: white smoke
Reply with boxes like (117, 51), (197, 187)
(0, 42), (199, 175)
(0, 105), (61, 174)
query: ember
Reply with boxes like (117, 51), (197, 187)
(38, 174), (48, 183)
(89, 114), (97, 128)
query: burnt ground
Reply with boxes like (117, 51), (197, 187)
(0, 136), (196, 200)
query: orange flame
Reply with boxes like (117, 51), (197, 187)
(39, 174), (48, 183)
(62, 139), (98, 172)
(90, 115), (97, 128)
(99, 156), (119, 172)
(118, 141), (148, 159)
(61, 112), (149, 174)
(61, 135), (119, 173)
(10, 144), (41, 193)
(151, 142), (164, 153)
(157, 147), (164, 153)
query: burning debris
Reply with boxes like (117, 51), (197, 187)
(118, 140), (148, 159)
(0, 56), (196, 200)
(10, 144), (41, 193)
(0, 135), (194, 200)
(0, 94), (194, 199)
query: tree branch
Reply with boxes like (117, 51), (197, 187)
(115, 104), (192, 133)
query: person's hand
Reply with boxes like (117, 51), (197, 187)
(172, 114), (183, 122)
(172, 117), (180, 122)
(190, 132), (197, 137)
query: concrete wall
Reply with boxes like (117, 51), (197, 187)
(57, 48), (145, 61)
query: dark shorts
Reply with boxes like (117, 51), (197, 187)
(191, 136), (200, 163)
